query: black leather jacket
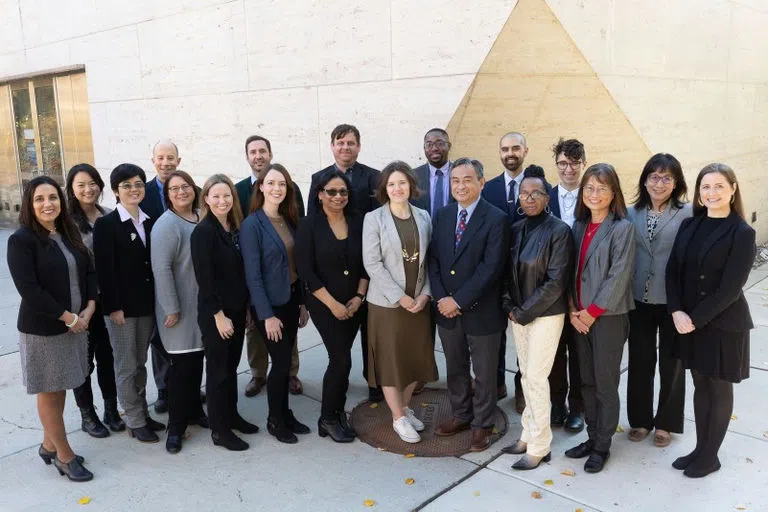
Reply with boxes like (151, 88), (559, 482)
(502, 214), (574, 325)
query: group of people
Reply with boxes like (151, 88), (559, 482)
(8, 123), (754, 484)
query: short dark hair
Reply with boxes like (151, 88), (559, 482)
(66, 163), (106, 234)
(330, 124), (360, 144)
(310, 170), (354, 216)
(244, 135), (272, 155)
(632, 153), (688, 210)
(552, 138), (585, 162)
(163, 170), (200, 213)
(574, 163), (628, 221)
(375, 161), (422, 204)
(110, 163), (146, 193)
(522, 165), (547, 191)
(424, 128), (449, 140)
(450, 157), (484, 179)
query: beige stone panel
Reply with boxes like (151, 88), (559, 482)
(752, 84), (768, 153)
(544, 0), (612, 75)
(718, 152), (763, 233)
(94, 0), (184, 34)
(244, 0), (391, 89)
(0, 51), (27, 79)
(24, 41), (72, 74)
(137, 2), (248, 97)
(18, 0), (97, 47)
(728, 3), (768, 84)
(88, 102), (111, 170)
(0, 0), (24, 54)
(317, 74), (475, 171)
(723, 82), (757, 157)
(100, 100), (153, 171)
(69, 27), (143, 102)
(390, 0), (517, 79)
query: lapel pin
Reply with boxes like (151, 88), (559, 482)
(131, 233), (137, 241)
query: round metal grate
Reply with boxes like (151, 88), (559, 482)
(350, 387), (508, 457)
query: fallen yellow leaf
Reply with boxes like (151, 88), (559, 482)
(473, 491), (480, 497)
(561, 469), (576, 476)
(405, 478), (415, 485)
(405, 453), (415, 458)
(730, 415), (737, 420)
(492, 427), (499, 434)
(421, 403), (429, 407)
(369, 402), (379, 409)
(78, 497), (91, 505)
(531, 491), (542, 499)
(377, 447), (387, 452)
(763, 431), (768, 439)
(616, 425), (624, 433)
(735, 506), (746, 511)
(543, 479), (553, 486)
(576, 509), (584, 512)
(363, 499), (375, 507)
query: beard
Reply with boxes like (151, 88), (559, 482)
(503, 157), (522, 173)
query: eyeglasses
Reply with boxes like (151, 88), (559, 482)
(583, 185), (612, 197)
(519, 191), (548, 202)
(118, 182), (145, 191)
(556, 160), (583, 171)
(424, 140), (449, 150)
(647, 175), (674, 185)
(168, 184), (193, 194)
(323, 188), (348, 197)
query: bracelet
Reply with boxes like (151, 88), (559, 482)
(65, 313), (79, 328)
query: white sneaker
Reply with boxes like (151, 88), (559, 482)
(393, 416), (421, 443)
(404, 407), (425, 432)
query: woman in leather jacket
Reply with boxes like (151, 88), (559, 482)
(500, 166), (574, 470)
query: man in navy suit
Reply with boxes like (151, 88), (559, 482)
(547, 138), (586, 433)
(430, 157), (509, 452)
(412, 128), (455, 217)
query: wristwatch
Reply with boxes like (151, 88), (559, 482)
(355, 293), (366, 302)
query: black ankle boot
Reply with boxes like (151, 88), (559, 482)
(102, 398), (126, 432)
(318, 417), (354, 443)
(212, 430), (249, 451)
(267, 417), (298, 444)
(285, 410), (310, 435)
(54, 456), (93, 482)
(337, 410), (356, 437)
(154, 389), (169, 414)
(80, 406), (109, 438)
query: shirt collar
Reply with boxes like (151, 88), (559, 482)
(457, 196), (481, 219)
(503, 170), (524, 189)
(250, 173), (258, 185)
(116, 203), (151, 223)
(429, 161), (451, 176)
(558, 184), (578, 198)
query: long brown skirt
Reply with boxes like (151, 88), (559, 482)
(367, 303), (438, 391)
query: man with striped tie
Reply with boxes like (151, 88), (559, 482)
(411, 128), (455, 216)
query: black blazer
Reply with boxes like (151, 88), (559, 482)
(307, 162), (380, 217)
(8, 227), (97, 335)
(93, 209), (155, 317)
(139, 177), (166, 221)
(548, 185), (562, 219)
(666, 212), (755, 332)
(190, 214), (249, 317)
(235, 176), (306, 219)
(428, 198), (509, 335)
(411, 163), (455, 213)
(295, 211), (367, 304)
(502, 215), (573, 325)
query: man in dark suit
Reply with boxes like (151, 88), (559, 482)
(547, 138), (586, 433)
(138, 140), (179, 414)
(307, 124), (382, 402)
(430, 158), (509, 452)
(235, 135), (304, 398)
(411, 128), (455, 217)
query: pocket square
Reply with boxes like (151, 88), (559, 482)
(130, 233), (137, 241)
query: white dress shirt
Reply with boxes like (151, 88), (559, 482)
(557, 184), (579, 228)
(116, 203), (150, 245)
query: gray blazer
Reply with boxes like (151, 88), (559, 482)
(627, 202), (692, 304)
(572, 212), (636, 316)
(362, 205), (432, 308)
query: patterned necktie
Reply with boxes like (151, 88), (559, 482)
(455, 209), (467, 250)
(507, 180), (516, 215)
(432, 169), (445, 217)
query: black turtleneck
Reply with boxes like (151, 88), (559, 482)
(522, 210), (548, 244)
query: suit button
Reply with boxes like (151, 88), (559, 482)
(343, 270), (349, 276)
(700, 291), (706, 296)
(700, 275), (705, 279)
(145, 278), (150, 282)
(450, 270), (455, 275)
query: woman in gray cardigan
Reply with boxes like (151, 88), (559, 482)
(151, 171), (207, 454)
(626, 154), (691, 448)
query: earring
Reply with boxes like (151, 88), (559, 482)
(545, 205), (551, 214)
(730, 195), (735, 204)
(517, 207), (525, 216)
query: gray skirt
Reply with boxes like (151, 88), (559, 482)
(19, 331), (88, 394)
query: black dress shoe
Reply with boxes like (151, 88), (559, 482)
(285, 410), (310, 435)
(103, 398), (126, 432)
(672, 450), (700, 470)
(38, 445), (84, 465)
(190, 413), (210, 429)
(166, 434), (182, 454)
(564, 411), (585, 433)
(267, 418), (298, 444)
(145, 416), (166, 431)
(154, 389), (169, 414)
(584, 450), (610, 473)
(212, 430), (249, 451)
(80, 407), (110, 438)
(129, 426), (160, 443)
(500, 439), (527, 455)
(565, 440), (594, 459)
(318, 417), (355, 443)
(54, 456), (93, 482)
(337, 410), (356, 437)
(368, 387), (384, 403)
(684, 458), (721, 478)
(550, 405), (568, 427)
(200, 390), (206, 404)
(512, 452), (551, 470)
(232, 415), (260, 434)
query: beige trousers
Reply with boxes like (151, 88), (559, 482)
(511, 313), (565, 457)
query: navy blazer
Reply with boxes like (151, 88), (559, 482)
(548, 185), (562, 219)
(411, 163), (455, 213)
(482, 173), (553, 223)
(139, 177), (166, 221)
(428, 198), (509, 335)
(241, 209), (302, 320)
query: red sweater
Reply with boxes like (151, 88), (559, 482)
(577, 222), (607, 318)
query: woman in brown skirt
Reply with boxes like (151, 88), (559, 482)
(362, 161), (437, 444)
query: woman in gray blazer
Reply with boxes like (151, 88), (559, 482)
(626, 154), (691, 448)
(565, 163), (635, 474)
(362, 161), (437, 444)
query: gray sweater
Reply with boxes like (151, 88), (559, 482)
(151, 210), (203, 353)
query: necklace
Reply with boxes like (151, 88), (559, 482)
(400, 213), (419, 263)
(585, 222), (601, 239)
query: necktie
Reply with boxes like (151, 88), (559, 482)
(455, 209), (467, 250)
(507, 180), (516, 215)
(433, 169), (445, 217)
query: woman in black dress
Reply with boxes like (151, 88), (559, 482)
(666, 163), (755, 478)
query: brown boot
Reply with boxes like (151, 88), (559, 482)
(435, 418), (471, 437)
(470, 427), (494, 452)
(245, 376), (266, 397)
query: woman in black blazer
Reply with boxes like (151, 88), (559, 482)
(666, 163), (755, 478)
(296, 170), (368, 443)
(241, 164), (310, 444)
(8, 176), (96, 481)
(191, 174), (259, 452)
(93, 164), (164, 443)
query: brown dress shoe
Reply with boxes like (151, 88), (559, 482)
(470, 427), (494, 452)
(497, 384), (508, 401)
(412, 382), (425, 395)
(514, 390), (526, 414)
(245, 376), (266, 397)
(435, 418), (471, 437)
(288, 376), (303, 395)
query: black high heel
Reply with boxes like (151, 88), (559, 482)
(38, 445), (84, 465)
(53, 456), (93, 482)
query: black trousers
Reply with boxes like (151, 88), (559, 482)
(73, 301), (118, 408)
(576, 313), (629, 453)
(257, 285), (300, 423)
(150, 331), (171, 393)
(498, 330), (508, 387)
(627, 301), (685, 432)
(358, 304), (370, 381)
(548, 321), (583, 413)
(167, 351), (204, 436)
(201, 308), (246, 435)
(309, 297), (361, 420)
(689, 370), (733, 468)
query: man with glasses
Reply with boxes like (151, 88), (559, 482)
(235, 135), (305, 398)
(412, 128), (455, 216)
(547, 138), (586, 433)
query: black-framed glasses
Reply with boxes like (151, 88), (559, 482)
(519, 191), (548, 202)
(424, 140), (449, 150)
(556, 160), (583, 171)
(647, 175), (674, 185)
(168, 184), (193, 194)
(323, 188), (348, 197)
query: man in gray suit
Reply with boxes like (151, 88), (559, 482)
(412, 128), (454, 217)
